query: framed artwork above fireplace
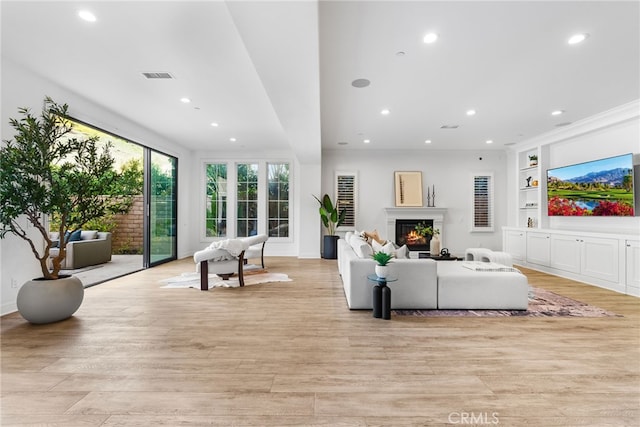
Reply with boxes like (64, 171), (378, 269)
(394, 171), (423, 207)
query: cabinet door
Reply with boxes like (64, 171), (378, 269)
(581, 237), (618, 283)
(505, 230), (526, 261)
(526, 232), (550, 266)
(550, 234), (581, 273)
(626, 240), (640, 295)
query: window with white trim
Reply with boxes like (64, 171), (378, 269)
(336, 172), (357, 230)
(236, 163), (259, 237)
(205, 163), (227, 237)
(203, 161), (291, 240)
(267, 163), (289, 237)
(471, 173), (494, 232)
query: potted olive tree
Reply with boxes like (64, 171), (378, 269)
(313, 194), (346, 259)
(0, 97), (139, 323)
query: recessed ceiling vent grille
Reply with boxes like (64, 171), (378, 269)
(142, 72), (174, 79)
(440, 125), (459, 129)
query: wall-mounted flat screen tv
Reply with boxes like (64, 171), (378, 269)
(547, 153), (635, 216)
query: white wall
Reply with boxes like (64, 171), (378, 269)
(321, 149), (509, 255)
(1, 58), (193, 315)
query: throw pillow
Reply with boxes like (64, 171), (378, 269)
(373, 239), (395, 255)
(395, 244), (409, 259)
(364, 229), (386, 245)
(64, 229), (82, 243)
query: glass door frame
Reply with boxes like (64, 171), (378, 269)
(143, 148), (178, 268)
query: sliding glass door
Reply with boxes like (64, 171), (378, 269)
(144, 150), (177, 267)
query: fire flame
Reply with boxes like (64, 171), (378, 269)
(405, 230), (426, 245)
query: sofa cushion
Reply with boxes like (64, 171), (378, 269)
(81, 230), (98, 240)
(354, 241), (373, 259)
(349, 233), (371, 258)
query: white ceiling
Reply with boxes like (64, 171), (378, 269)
(2, 1), (639, 161)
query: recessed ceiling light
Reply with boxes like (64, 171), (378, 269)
(395, 51), (406, 57)
(568, 33), (589, 45)
(180, 97), (191, 103)
(466, 109), (476, 116)
(423, 33), (438, 44)
(380, 109), (390, 115)
(78, 10), (96, 22)
(211, 122), (219, 127)
(551, 110), (564, 116)
(352, 78), (371, 88)
(425, 140), (432, 144)
(363, 139), (371, 144)
(485, 140), (493, 144)
(230, 137), (237, 142)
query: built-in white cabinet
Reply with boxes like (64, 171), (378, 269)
(550, 234), (581, 273)
(580, 237), (619, 283)
(526, 231), (550, 266)
(504, 229), (526, 262)
(626, 240), (640, 296)
(503, 227), (638, 296)
(550, 234), (619, 283)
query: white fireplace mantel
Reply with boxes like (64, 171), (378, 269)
(384, 207), (447, 247)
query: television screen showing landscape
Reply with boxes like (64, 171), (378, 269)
(547, 153), (635, 216)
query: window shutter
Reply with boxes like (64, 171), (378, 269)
(471, 173), (494, 232)
(336, 172), (357, 230)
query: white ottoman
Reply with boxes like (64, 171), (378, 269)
(464, 248), (493, 261)
(436, 262), (528, 310)
(484, 251), (513, 267)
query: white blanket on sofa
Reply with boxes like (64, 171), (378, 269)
(461, 261), (521, 273)
(194, 238), (245, 263)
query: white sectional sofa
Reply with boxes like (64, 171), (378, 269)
(337, 236), (438, 309)
(337, 233), (528, 310)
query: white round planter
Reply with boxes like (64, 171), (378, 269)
(17, 275), (84, 324)
(375, 265), (389, 279)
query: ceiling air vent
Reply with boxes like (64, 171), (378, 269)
(440, 124), (459, 129)
(141, 72), (174, 79)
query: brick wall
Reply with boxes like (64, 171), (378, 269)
(112, 195), (143, 254)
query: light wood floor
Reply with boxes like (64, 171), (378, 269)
(2, 257), (639, 426)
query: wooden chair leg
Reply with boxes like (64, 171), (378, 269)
(200, 261), (208, 291)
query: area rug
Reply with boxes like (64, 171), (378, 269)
(393, 287), (621, 318)
(160, 268), (291, 289)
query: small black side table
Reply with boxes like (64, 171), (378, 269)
(367, 274), (397, 320)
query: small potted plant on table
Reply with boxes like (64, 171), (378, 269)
(372, 251), (394, 278)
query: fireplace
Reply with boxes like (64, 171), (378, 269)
(396, 219), (433, 251)
(384, 207), (446, 256)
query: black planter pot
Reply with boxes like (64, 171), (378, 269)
(323, 235), (340, 259)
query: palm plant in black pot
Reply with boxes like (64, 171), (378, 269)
(313, 194), (346, 259)
(0, 97), (140, 323)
